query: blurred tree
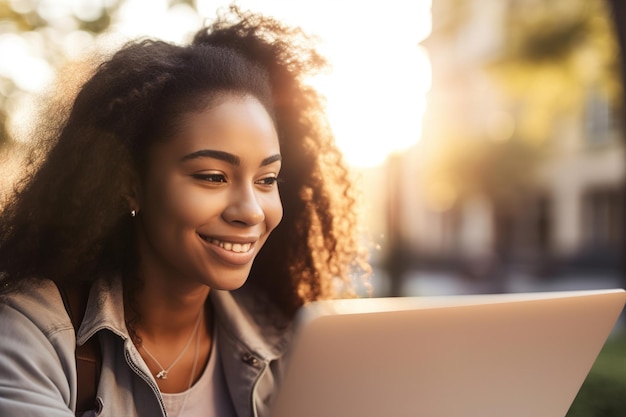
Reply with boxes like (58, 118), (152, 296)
(487, 0), (621, 144)
(425, 135), (538, 207)
(425, 0), (620, 191)
(0, 0), (214, 148)
(0, 0), (125, 147)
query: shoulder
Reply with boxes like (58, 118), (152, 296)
(0, 279), (76, 415)
(1, 278), (73, 338)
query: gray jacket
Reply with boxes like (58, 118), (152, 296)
(0, 277), (291, 417)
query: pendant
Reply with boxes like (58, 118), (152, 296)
(156, 370), (168, 380)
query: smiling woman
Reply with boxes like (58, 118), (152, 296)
(0, 7), (368, 417)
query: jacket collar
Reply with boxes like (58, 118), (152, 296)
(210, 287), (292, 361)
(77, 276), (128, 345)
(77, 276), (292, 361)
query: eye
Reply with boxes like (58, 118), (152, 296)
(192, 173), (227, 183)
(255, 176), (280, 187)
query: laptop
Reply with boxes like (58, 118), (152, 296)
(269, 288), (626, 417)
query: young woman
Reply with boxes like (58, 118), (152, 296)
(0, 8), (366, 417)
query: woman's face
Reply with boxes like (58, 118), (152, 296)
(134, 93), (282, 291)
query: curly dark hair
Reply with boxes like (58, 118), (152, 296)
(0, 7), (367, 318)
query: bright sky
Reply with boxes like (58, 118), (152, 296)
(1, 0), (432, 167)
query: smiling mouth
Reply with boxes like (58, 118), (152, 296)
(198, 234), (253, 253)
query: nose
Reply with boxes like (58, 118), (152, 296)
(222, 185), (265, 226)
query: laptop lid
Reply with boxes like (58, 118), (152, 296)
(270, 288), (626, 417)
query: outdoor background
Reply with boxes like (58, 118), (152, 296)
(0, 0), (625, 415)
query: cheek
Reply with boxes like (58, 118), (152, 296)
(144, 179), (211, 227)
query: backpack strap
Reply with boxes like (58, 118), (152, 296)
(57, 283), (101, 415)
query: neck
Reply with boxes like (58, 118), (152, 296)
(128, 255), (211, 340)
(127, 269), (213, 393)
(127, 244), (214, 393)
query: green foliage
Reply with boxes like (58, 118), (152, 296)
(487, 0), (622, 144)
(0, 0), (123, 148)
(567, 329), (626, 417)
(517, 17), (588, 63)
(422, 133), (540, 209)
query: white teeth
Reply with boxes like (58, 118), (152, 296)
(208, 238), (252, 253)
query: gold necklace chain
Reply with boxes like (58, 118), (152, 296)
(140, 309), (203, 380)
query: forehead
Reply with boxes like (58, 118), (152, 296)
(151, 94), (280, 164)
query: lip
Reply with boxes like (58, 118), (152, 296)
(197, 233), (259, 266)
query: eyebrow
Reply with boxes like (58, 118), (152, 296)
(261, 154), (282, 166)
(181, 149), (281, 167)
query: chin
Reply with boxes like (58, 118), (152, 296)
(213, 281), (247, 291)
(205, 271), (251, 291)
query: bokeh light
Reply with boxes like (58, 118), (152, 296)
(0, 0), (433, 167)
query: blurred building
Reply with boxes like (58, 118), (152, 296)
(386, 0), (625, 292)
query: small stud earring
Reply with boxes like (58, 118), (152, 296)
(131, 209), (137, 217)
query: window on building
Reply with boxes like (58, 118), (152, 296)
(582, 187), (623, 250)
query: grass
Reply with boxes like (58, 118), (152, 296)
(566, 328), (626, 417)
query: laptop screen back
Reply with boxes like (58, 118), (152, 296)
(270, 289), (625, 417)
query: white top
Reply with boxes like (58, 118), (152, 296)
(161, 329), (237, 417)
